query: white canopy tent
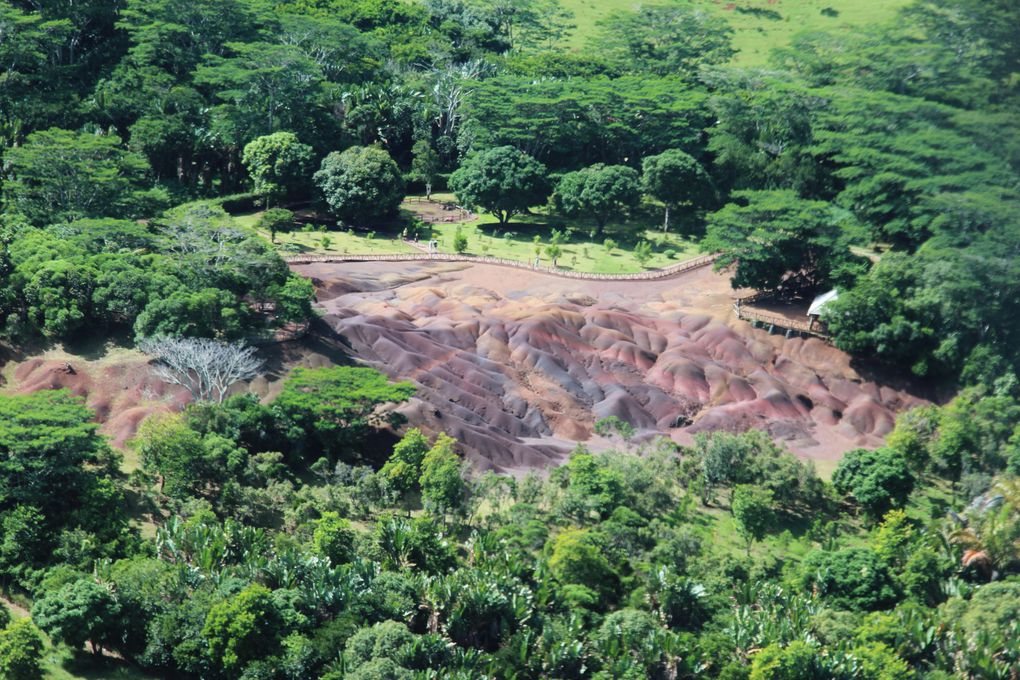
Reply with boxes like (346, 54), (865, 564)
(808, 289), (839, 317)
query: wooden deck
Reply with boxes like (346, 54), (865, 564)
(733, 294), (828, 338)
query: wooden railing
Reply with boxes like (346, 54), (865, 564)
(284, 252), (719, 282)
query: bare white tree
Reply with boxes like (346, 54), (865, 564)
(138, 336), (265, 404)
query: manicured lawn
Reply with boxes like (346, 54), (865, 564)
(240, 195), (705, 274)
(262, 227), (419, 256)
(559, 0), (908, 66)
(427, 212), (701, 274)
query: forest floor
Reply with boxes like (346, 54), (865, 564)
(559, 0), (909, 66)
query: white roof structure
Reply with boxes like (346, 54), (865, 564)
(808, 289), (838, 317)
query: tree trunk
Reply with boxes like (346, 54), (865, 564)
(663, 204), (671, 233)
(425, 182), (432, 200)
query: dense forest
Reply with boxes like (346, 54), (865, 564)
(0, 0), (1019, 677)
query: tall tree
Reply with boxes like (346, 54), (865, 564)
(597, 4), (734, 76)
(410, 139), (441, 199)
(642, 149), (715, 232)
(449, 145), (548, 225)
(553, 164), (642, 230)
(3, 128), (165, 225)
(314, 145), (405, 224)
(0, 391), (107, 523)
(241, 132), (313, 207)
(419, 433), (467, 518)
(704, 190), (867, 296)
(271, 366), (414, 460)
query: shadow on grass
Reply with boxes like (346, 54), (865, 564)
(50, 650), (153, 680)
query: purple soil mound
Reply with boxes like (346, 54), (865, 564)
(297, 261), (926, 473)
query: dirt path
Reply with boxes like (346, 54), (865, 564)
(284, 252), (719, 282)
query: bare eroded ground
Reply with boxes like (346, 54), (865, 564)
(298, 260), (927, 473)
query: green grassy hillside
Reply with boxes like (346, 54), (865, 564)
(562, 0), (908, 65)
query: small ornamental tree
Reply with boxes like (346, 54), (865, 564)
(449, 146), (549, 225)
(545, 243), (562, 266)
(642, 149), (715, 232)
(553, 164), (642, 229)
(314, 146), (405, 224)
(453, 227), (468, 253)
(242, 132), (313, 207)
(258, 207), (295, 243)
(633, 241), (653, 266)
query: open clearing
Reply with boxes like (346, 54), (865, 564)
(560, 0), (908, 65)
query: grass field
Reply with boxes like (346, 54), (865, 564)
(243, 194), (704, 275)
(560, 0), (908, 66)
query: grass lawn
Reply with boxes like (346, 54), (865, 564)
(240, 195), (704, 275)
(427, 212), (701, 274)
(262, 227), (419, 256)
(559, 0), (908, 66)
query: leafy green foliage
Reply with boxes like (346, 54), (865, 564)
(3, 128), (166, 226)
(597, 3), (735, 75)
(203, 584), (284, 673)
(449, 146), (549, 225)
(271, 366), (415, 460)
(705, 189), (868, 296)
(0, 391), (108, 524)
(799, 547), (900, 611)
(314, 146), (405, 224)
(242, 132), (314, 205)
(380, 428), (430, 495)
(0, 618), (44, 680)
(459, 76), (710, 171)
(419, 434), (467, 517)
(732, 484), (776, 551)
(410, 139), (441, 198)
(312, 512), (357, 565)
(1, 0), (1019, 677)
(31, 579), (122, 654)
(642, 149), (716, 232)
(832, 448), (915, 519)
(0, 208), (311, 342)
(553, 164), (642, 229)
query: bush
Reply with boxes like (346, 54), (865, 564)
(453, 228), (468, 253)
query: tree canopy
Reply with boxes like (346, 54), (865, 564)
(449, 145), (549, 225)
